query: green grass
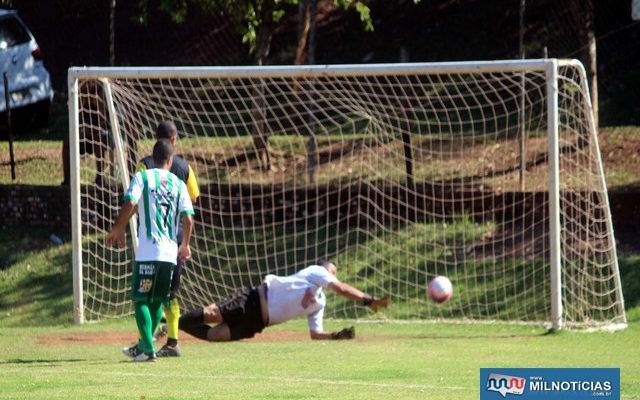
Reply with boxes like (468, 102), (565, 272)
(0, 226), (73, 326)
(0, 316), (639, 399)
(0, 225), (639, 398)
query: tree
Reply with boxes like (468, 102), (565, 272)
(568, 0), (598, 129)
(110, 0), (116, 66)
(142, 0), (374, 65)
(137, 0), (377, 170)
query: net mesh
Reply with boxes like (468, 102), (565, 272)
(72, 61), (625, 328)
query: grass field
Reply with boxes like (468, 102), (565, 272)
(1, 123), (638, 398)
(1, 226), (639, 399)
(0, 315), (639, 399)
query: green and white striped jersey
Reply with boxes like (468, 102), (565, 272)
(124, 168), (195, 263)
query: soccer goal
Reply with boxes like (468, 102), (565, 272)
(68, 59), (626, 330)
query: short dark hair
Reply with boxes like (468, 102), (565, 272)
(152, 139), (174, 167)
(156, 120), (178, 139)
(316, 259), (333, 269)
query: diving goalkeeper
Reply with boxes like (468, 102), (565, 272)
(179, 259), (390, 341)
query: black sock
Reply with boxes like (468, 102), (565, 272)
(167, 338), (178, 347)
(179, 308), (209, 340)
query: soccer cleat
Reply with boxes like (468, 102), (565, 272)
(122, 344), (143, 359)
(153, 324), (168, 342)
(133, 352), (157, 362)
(157, 344), (182, 357)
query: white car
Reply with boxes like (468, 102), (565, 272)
(0, 9), (53, 127)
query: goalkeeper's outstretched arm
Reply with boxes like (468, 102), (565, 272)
(327, 281), (391, 312)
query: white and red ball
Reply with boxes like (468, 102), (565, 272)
(428, 276), (453, 303)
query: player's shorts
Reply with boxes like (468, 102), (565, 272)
(168, 259), (183, 301)
(131, 261), (175, 303)
(217, 285), (266, 340)
(168, 230), (185, 301)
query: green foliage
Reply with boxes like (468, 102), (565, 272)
(354, 2), (373, 31)
(138, 0), (379, 60)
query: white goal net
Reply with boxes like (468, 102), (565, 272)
(69, 60), (626, 330)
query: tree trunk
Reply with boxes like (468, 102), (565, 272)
(295, 0), (310, 65)
(306, 0), (318, 184)
(585, 3), (598, 129)
(399, 48), (414, 192)
(569, 0), (598, 130)
(518, 0), (526, 191)
(251, 1), (276, 171)
(308, 0), (316, 64)
(110, 0), (116, 66)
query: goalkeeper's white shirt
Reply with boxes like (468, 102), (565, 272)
(264, 265), (337, 332)
(124, 168), (194, 263)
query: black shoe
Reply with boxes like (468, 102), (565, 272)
(122, 344), (142, 359)
(157, 344), (182, 357)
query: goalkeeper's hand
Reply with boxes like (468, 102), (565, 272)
(331, 326), (355, 340)
(363, 295), (391, 312)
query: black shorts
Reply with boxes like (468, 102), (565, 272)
(168, 257), (183, 300)
(217, 286), (266, 340)
(169, 229), (184, 300)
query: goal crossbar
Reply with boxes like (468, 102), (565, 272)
(68, 59), (584, 80)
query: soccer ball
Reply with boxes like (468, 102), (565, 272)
(428, 276), (453, 303)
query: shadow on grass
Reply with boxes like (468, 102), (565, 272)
(0, 239), (73, 326)
(618, 252), (640, 309)
(0, 226), (58, 270)
(403, 333), (543, 340)
(0, 358), (86, 365)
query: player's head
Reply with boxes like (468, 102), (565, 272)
(317, 259), (337, 276)
(156, 120), (178, 144)
(152, 139), (174, 169)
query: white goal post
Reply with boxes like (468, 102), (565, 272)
(69, 59), (626, 330)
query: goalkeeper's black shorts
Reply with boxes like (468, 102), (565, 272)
(217, 286), (266, 340)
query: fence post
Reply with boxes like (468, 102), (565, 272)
(3, 72), (16, 180)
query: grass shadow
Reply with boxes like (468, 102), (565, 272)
(0, 226), (58, 270)
(0, 358), (86, 365)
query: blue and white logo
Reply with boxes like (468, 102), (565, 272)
(486, 373), (526, 397)
(480, 368), (620, 400)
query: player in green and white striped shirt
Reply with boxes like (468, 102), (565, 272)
(107, 139), (194, 362)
